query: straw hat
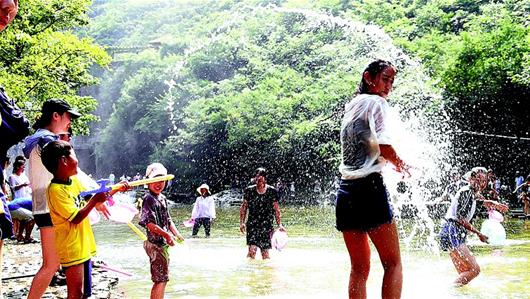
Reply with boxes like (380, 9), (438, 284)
(196, 183), (210, 195)
(145, 162), (167, 179)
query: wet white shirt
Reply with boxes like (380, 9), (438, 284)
(339, 94), (392, 180)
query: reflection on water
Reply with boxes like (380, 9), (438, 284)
(93, 206), (530, 298)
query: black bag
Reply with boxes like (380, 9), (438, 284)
(0, 87), (30, 157)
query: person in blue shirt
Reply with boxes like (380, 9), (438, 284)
(7, 197), (36, 243)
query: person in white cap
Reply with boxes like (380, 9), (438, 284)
(139, 162), (184, 299)
(191, 183), (216, 238)
(438, 167), (508, 286)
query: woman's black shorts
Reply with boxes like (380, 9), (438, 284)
(335, 173), (393, 232)
(246, 225), (273, 250)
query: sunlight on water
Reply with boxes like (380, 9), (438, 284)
(92, 207), (530, 298)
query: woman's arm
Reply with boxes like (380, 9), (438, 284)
(239, 198), (248, 233)
(379, 144), (410, 176)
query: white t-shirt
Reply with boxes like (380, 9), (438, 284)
(191, 196), (216, 219)
(28, 143), (54, 215)
(445, 184), (477, 223)
(339, 94), (392, 180)
(8, 173), (32, 199)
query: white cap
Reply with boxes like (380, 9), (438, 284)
(197, 183), (210, 195)
(145, 163), (168, 179)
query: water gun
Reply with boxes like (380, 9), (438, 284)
(80, 175), (175, 197)
(82, 175), (175, 241)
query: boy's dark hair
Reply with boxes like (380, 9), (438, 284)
(357, 59), (396, 94)
(41, 140), (72, 174)
(255, 167), (267, 177)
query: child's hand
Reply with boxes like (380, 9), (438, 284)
(174, 232), (184, 243)
(478, 233), (489, 244)
(92, 192), (109, 204)
(95, 203), (111, 219)
(165, 233), (176, 246)
(115, 181), (131, 192)
(495, 203), (509, 213)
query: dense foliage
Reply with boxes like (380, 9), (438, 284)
(5, 0), (524, 196)
(0, 0), (110, 135)
(88, 1), (442, 196)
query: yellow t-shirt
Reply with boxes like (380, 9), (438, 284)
(46, 175), (96, 267)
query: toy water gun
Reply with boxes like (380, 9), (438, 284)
(80, 175), (175, 197)
(82, 175), (175, 240)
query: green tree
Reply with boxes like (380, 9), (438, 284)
(0, 0), (110, 134)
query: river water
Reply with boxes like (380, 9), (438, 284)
(92, 206), (530, 298)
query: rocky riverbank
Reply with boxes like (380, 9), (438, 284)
(1, 239), (125, 298)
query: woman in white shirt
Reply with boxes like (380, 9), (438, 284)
(191, 184), (216, 237)
(336, 60), (411, 299)
(8, 156), (31, 200)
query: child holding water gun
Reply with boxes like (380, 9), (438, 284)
(139, 162), (184, 299)
(41, 140), (130, 298)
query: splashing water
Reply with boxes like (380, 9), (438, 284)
(160, 4), (455, 252)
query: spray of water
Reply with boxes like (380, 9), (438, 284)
(160, 3), (452, 253)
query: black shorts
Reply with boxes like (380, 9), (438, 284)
(246, 225), (273, 250)
(34, 213), (53, 228)
(335, 173), (393, 232)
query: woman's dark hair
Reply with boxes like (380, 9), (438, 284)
(12, 156), (25, 172)
(41, 140), (72, 174)
(255, 167), (267, 177)
(357, 59), (396, 94)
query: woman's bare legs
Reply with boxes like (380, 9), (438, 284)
(368, 221), (403, 299)
(27, 227), (60, 299)
(343, 230), (371, 299)
(247, 245), (258, 259)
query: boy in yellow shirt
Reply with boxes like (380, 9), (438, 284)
(41, 140), (128, 298)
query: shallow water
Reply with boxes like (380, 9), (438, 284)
(93, 206), (530, 298)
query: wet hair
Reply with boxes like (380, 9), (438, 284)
(463, 166), (488, 181)
(255, 167), (267, 177)
(357, 59), (396, 94)
(41, 140), (72, 174)
(12, 156), (26, 172)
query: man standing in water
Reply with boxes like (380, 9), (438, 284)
(240, 168), (285, 259)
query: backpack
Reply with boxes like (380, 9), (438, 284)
(0, 87), (30, 157)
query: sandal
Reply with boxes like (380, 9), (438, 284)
(23, 238), (39, 244)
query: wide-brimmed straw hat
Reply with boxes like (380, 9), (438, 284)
(196, 183), (210, 195)
(145, 162), (167, 179)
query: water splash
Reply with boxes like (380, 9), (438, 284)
(160, 4), (451, 252)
